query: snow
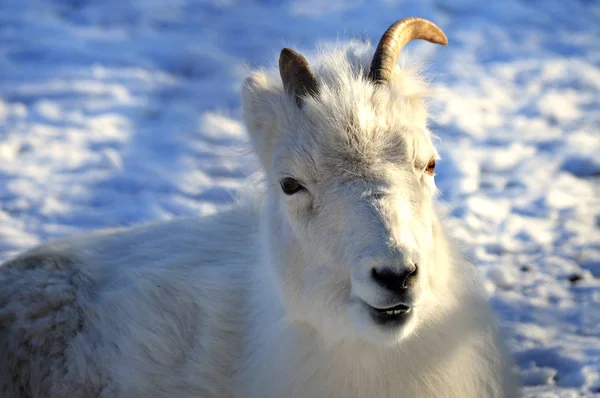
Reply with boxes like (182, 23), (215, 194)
(1, 0), (599, 395)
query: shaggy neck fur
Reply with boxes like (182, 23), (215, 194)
(235, 210), (502, 398)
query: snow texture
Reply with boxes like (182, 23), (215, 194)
(0, 0), (599, 396)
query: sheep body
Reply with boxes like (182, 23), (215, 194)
(0, 38), (520, 398)
(0, 207), (258, 397)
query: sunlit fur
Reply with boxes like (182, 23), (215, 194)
(0, 41), (520, 397)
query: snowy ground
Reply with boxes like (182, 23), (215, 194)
(1, 0), (599, 396)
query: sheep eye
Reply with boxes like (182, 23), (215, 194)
(425, 157), (436, 175)
(280, 177), (304, 195)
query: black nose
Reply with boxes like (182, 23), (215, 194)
(371, 264), (418, 292)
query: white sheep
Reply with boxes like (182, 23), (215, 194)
(0, 18), (520, 397)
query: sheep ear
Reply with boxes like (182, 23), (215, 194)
(242, 71), (278, 164)
(279, 48), (319, 107)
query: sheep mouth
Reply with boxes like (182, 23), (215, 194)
(366, 303), (412, 325)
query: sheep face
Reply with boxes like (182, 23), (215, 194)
(243, 43), (444, 346)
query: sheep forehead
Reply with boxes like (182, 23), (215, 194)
(280, 92), (433, 186)
(272, 42), (434, 183)
(276, 127), (428, 196)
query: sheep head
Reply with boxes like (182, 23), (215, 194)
(242, 18), (449, 345)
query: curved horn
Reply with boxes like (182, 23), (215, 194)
(279, 48), (319, 107)
(368, 18), (448, 85)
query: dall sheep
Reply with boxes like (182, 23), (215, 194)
(0, 18), (520, 398)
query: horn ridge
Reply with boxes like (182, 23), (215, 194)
(368, 18), (448, 85)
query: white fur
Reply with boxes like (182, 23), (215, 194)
(0, 40), (520, 397)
